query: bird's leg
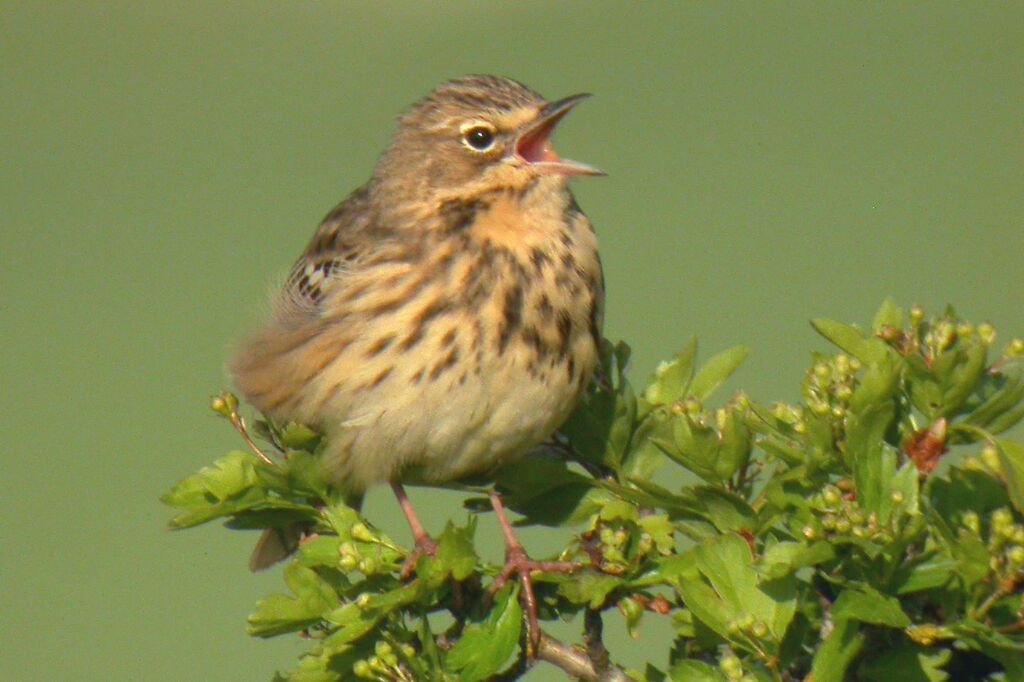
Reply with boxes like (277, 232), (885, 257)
(391, 482), (437, 578)
(487, 491), (582, 653)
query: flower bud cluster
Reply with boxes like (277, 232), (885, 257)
(803, 353), (862, 418)
(337, 522), (388, 575)
(961, 445), (1003, 477)
(986, 507), (1024, 573)
(809, 484), (897, 544)
(352, 640), (416, 681)
(717, 648), (756, 681)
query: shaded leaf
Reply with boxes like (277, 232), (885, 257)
(445, 586), (522, 681)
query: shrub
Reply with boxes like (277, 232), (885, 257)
(163, 301), (1024, 681)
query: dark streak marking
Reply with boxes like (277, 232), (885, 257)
(430, 347), (460, 381)
(365, 334), (396, 358)
(497, 284), (524, 353)
(369, 367), (393, 388)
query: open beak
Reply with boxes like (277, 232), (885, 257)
(514, 93), (605, 177)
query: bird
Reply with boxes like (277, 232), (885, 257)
(229, 74), (605, 647)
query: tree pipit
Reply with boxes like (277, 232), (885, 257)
(231, 75), (605, 648)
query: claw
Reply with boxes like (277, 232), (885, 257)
(487, 491), (581, 652)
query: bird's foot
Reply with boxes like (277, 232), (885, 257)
(400, 534), (438, 579)
(488, 544), (581, 653)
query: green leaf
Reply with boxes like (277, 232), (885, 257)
(434, 518), (478, 580)
(831, 585), (911, 628)
(161, 450), (267, 529)
(691, 486), (756, 534)
(894, 554), (958, 594)
(689, 345), (749, 400)
(995, 438), (1024, 514)
(679, 534), (796, 650)
(668, 660), (726, 681)
(758, 541), (835, 582)
(558, 571), (622, 609)
(872, 298), (904, 333)
(811, 618), (865, 682)
(856, 645), (950, 681)
(644, 337), (697, 405)
(811, 318), (890, 364)
(248, 563), (339, 637)
(445, 585), (522, 682)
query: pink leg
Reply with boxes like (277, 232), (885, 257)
(487, 491), (581, 653)
(391, 482), (437, 578)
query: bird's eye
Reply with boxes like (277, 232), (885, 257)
(463, 126), (495, 151)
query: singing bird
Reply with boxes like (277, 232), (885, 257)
(230, 75), (605, 643)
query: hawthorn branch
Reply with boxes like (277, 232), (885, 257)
(536, 631), (633, 682)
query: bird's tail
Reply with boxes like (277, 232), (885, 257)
(249, 489), (365, 571)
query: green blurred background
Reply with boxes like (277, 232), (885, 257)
(3, 2), (1022, 679)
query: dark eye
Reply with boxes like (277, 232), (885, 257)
(464, 126), (495, 151)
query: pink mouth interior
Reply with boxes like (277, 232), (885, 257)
(516, 117), (562, 163)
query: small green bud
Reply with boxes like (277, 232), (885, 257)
(355, 593), (372, 608)
(956, 322), (974, 338)
(1006, 338), (1024, 357)
(339, 541), (358, 557)
(1012, 526), (1024, 544)
(599, 527), (615, 545)
(847, 508), (865, 525)
(751, 621), (769, 637)
(1008, 545), (1024, 565)
(720, 652), (743, 679)
(831, 405), (846, 418)
(810, 399), (830, 415)
(909, 305), (924, 326)
(738, 613), (756, 630)
(814, 363), (831, 380)
(890, 490), (904, 505)
(351, 522), (375, 542)
(835, 518), (851, 534)
(834, 384), (853, 401)
(683, 397), (702, 414)
(977, 322), (996, 346)
(375, 640), (392, 658)
(368, 656), (386, 672)
(339, 554), (359, 571)
(209, 391), (238, 418)
(793, 421), (807, 433)
(852, 526), (867, 538)
(726, 619), (741, 634)
(352, 660), (372, 678)
(802, 525), (817, 540)
(961, 455), (984, 470)
(980, 446), (1001, 472)
(992, 508), (1014, 530)
(822, 485), (842, 506)
(359, 557), (377, 574)
(962, 511), (980, 534)
(834, 354), (850, 374)
(822, 514), (837, 530)
(849, 357), (862, 371)
(400, 643), (416, 658)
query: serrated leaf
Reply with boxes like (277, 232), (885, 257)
(995, 438), (1024, 514)
(872, 298), (904, 333)
(248, 563), (339, 637)
(668, 660), (726, 681)
(444, 586), (522, 681)
(434, 518), (478, 580)
(811, 318), (890, 364)
(680, 534), (796, 649)
(831, 585), (911, 627)
(857, 644), (950, 681)
(558, 571), (622, 608)
(161, 450), (267, 529)
(644, 337), (697, 405)
(811, 618), (864, 682)
(689, 345), (749, 400)
(758, 541), (835, 582)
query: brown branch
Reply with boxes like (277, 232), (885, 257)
(536, 632), (634, 682)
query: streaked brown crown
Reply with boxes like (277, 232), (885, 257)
(371, 75), (553, 205)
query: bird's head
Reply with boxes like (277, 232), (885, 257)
(372, 75), (603, 205)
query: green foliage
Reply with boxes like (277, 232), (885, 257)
(163, 302), (1024, 681)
